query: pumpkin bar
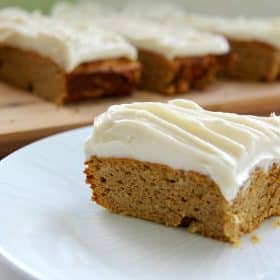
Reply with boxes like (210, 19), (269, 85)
(183, 15), (280, 81)
(84, 99), (280, 243)
(0, 8), (140, 104)
(120, 2), (280, 82)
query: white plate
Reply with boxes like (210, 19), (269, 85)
(0, 127), (279, 280)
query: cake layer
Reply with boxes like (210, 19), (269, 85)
(223, 39), (280, 81)
(0, 46), (141, 103)
(138, 50), (233, 95)
(85, 157), (280, 243)
(84, 100), (280, 201)
(66, 57), (141, 102)
(0, 8), (137, 72)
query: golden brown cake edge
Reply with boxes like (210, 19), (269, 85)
(224, 39), (280, 81)
(138, 49), (235, 95)
(85, 156), (280, 243)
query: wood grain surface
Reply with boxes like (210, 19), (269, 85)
(1, 81), (280, 157)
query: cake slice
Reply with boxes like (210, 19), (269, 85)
(84, 99), (280, 243)
(0, 8), (141, 104)
(120, 2), (280, 82)
(52, 2), (233, 95)
(104, 17), (233, 95)
(184, 15), (280, 81)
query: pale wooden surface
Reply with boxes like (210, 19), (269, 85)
(1, 81), (280, 157)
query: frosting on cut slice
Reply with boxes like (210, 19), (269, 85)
(0, 8), (137, 72)
(84, 99), (280, 202)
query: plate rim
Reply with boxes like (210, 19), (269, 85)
(0, 126), (91, 280)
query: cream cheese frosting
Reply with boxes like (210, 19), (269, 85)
(119, 2), (280, 49)
(95, 16), (230, 58)
(52, 2), (230, 58)
(0, 8), (137, 72)
(184, 15), (280, 48)
(84, 99), (280, 202)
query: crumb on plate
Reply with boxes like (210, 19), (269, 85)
(273, 218), (280, 228)
(250, 234), (260, 245)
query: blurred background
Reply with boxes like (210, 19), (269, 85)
(0, 0), (279, 17)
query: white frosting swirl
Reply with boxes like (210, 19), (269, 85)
(0, 8), (137, 72)
(52, 2), (230, 58)
(84, 99), (280, 202)
(95, 16), (230, 58)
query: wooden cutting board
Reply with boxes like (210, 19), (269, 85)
(1, 81), (280, 158)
